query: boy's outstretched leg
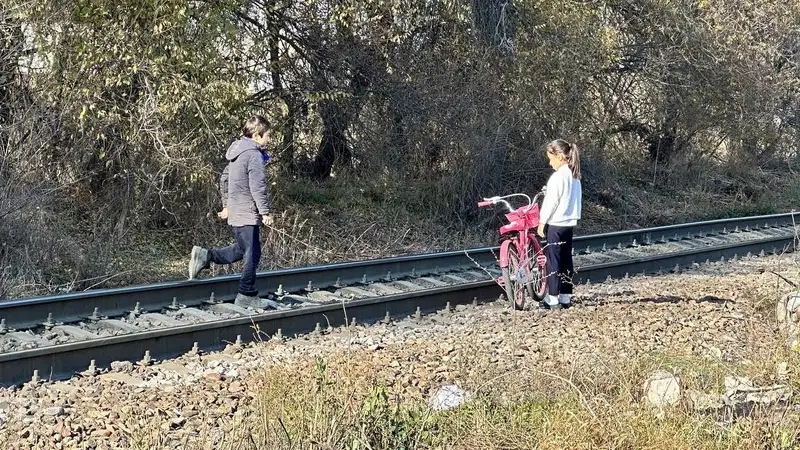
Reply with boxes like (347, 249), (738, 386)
(188, 233), (246, 280)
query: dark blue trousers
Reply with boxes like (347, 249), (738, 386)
(545, 225), (574, 296)
(210, 225), (261, 296)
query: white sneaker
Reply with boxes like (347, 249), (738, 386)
(538, 294), (562, 311)
(545, 294), (560, 307)
(188, 246), (210, 279)
(234, 293), (263, 309)
(559, 294), (572, 308)
(234, 293), (282, 311)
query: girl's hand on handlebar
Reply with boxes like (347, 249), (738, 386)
(537, 223), (545, 238)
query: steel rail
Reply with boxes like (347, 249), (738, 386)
(0, 249), (498, 330)
(0, 282), (501, 387)
(0, 227), (795, 387)
(1, 212), (797, 331)
(571, 211), (797, 251)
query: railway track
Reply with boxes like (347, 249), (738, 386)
(0, 212), (797, 387)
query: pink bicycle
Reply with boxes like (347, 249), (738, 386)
(478, 191), (548, 310)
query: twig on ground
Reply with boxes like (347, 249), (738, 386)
(387, 227), (412, 250)
(759, 269), (797, 288)
(67, 270), (136, 291)
(344, 223), (376, 256)
(266, 224), (336, 256)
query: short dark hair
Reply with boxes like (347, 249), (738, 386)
(242, 115), (269, 139)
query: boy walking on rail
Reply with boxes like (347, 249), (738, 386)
(537, 139), (582, 310)
(188, 115), (274, 309)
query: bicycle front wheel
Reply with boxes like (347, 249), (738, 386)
(502, 245), (527, 310)
(528, 238), (548, 301)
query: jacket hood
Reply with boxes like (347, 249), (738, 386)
(226, 137), (262, 161)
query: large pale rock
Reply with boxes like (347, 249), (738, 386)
(429, 384), (472, 411)
(644, 371), (681, 407)
(776, 291), (800, 332)
(776, 291), (800, 348)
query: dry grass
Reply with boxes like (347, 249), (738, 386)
(114, 344), (800, 450)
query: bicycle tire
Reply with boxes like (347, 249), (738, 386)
(501, 245), (527, 310)
(528, 238), (548, 301)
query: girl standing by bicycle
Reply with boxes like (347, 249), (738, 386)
(537, 139), (582, 309)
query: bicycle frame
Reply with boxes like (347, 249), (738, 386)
(478, 191), (548, 308)
(479, 192), (544, 267)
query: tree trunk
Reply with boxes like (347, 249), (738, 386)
(388, 98), (408, 174)
(311, 101), (349, 180)
(648, 87), (681, 162)
(280, 99), (298, 175)
(647, 124), (678, 162)
(268, 25), (300, 176)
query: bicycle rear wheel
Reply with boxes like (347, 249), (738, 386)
(502, 246), (527, 310)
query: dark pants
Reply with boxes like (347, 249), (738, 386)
(210, 225), (261, 296)
(545, 225), (574, 297)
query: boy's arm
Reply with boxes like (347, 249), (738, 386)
(219, 164), (230, 208)
(247, 153), (272, 216)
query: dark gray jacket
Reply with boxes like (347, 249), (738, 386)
(219, 137), (272, 227)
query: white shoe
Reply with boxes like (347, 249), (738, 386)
(234, 293), (263, 309)
(188, 246), (210, 279)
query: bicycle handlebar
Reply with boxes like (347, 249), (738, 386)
(478, 190), (544, 212)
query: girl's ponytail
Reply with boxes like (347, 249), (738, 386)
(547, 139), (582, 180)
(567, 142), (581, 180)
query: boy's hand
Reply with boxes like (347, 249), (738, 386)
(537, 223), (545, 238)
(262, 214), (273, 226)
(217, 208), (228, 220)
